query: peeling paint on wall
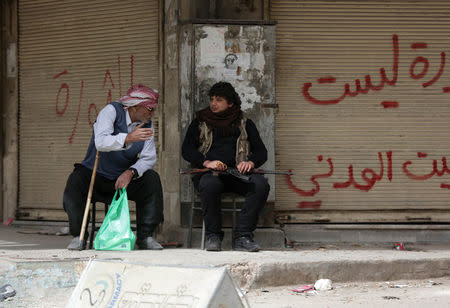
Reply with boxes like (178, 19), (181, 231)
(166, 33), (178, 69)
(235, 83), (261, 111)
(180, 27), (194, 128)
(200, 26), (226, 67)
(196, 25), (270, 112)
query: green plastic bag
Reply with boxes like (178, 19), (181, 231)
(94, 188), (136, 251)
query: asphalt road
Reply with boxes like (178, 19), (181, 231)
(1, 276), (449, 307)
(246, 276), (450, 308)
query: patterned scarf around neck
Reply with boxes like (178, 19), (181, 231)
(196, 105), (242, 136)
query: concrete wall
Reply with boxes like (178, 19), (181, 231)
(0, 0), (5, 221)
(179, 24), (276, 205)
(1, 0), (18, 222)
(162, 0), (269, 239)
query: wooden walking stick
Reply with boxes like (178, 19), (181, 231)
(77, 151), (100, 250)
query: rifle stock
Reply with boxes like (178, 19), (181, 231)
(179, 168), (210, 175)
(180, 167), (293, 178)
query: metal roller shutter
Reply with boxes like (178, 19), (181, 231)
(271, 1), (450, 223)
(18, 0), (160, 220)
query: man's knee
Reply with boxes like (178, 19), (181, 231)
(64, 170), (81, 192)
(198, 174), (224, 194)
(64, 165), (91, 193)
(63, 170), (86, 208)
(130, 169), (163, 203)
(251, 174), (270, 194)
(141, 169), (161, 183)
(138, 170), (163, 194)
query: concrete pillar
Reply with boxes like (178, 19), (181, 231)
(1, 0), (18, 222)
(159, 0), (181, 238)
(0, 0), (4, 221)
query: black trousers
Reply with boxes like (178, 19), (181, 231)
(195, 173), (270, 239)
(63, 164), (164, 240)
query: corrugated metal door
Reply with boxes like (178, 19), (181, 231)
(271, 0), (450, 223)
(18, 0), (160, 220)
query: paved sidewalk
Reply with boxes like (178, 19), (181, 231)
(1, 224), (450, 287)
(0, 226), (450, 308)
(1, 224), (450, 306)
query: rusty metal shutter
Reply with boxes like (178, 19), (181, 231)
(18, 0), (160, 220)
(271, 0), (450, 223)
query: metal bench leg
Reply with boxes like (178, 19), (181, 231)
(201, 220), (206, 250)
(187, 189), (195, 248)
(232, 196), (237, 249)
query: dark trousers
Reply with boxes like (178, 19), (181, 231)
(63, 164), (164, 240)
(195, 173), (270, 239)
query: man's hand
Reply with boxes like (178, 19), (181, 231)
(125, 123), (153, 144)
(115, 169), (134, 190)
(237, 161), (255, 174)
(203, 160), (227, 171)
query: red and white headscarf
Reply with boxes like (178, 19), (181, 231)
(118, 84), (159, 109)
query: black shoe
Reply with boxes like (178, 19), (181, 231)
(206, 234), (222, 251)
(234, 236), (260, 252)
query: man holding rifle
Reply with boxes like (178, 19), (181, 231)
(63, 84), (164, 250)
(182, 82), (270, 252)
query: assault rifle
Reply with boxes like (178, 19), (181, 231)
(180, 167), (293, 181)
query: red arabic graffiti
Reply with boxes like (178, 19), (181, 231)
(409, 41), (445, 88)
(54, 69), (69, 116)
(286, 151), (450, 209)
(285, 155), (333, 197)
(303, 34), (447, 108)
(299, 201), (322, 209)
(69, 80), (84, 144)
(53, 55), (134, 143)
(333, 152), (386, 191)
(402, 152), (450, 184)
